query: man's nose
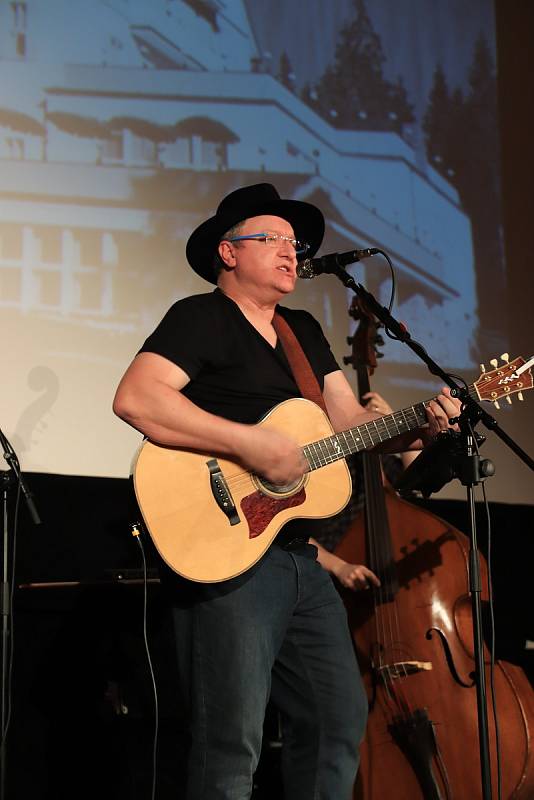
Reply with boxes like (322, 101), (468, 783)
(278, 239), (297, 260)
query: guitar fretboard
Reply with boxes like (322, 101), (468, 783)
(301, 384), (474, 471)
(302, 402), (427, 470)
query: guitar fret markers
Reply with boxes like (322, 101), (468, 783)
(303, 402), (429, 472)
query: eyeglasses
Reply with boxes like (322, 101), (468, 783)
(225, 232), (310, 256)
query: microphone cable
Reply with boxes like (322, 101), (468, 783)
(373, 248), (396, 314)
(130, 522), (159, 800)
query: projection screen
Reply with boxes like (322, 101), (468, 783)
(1, 0), (532, 504)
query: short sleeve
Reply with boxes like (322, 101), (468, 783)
(139, 295), (218, 380)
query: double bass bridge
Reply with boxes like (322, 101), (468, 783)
(378, 660), (433, 679)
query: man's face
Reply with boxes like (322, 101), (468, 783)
(219, 215), (299, 296)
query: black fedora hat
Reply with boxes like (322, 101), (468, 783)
(186, 183), (325, 283)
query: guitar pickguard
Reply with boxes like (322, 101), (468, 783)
(241, 488), (306, 538)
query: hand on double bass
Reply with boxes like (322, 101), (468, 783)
(309, 536), (381, 591)
(332, 561), (382, 591)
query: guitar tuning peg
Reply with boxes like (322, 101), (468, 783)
(375, 334), (384, 346)
(501, 352), (509, 363)
(493, 400), (500, 409)
(376, 351), (385, 359)
(506, 396), (512, 404)
(346, 335), (354, 345)
(480, 363), (486, 373)
(518, 392), (524, 401)
(490, 358), (498, 369)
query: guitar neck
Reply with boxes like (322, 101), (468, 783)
(303, 384), (474, 471)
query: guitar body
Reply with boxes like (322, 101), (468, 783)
(133, 398), (351, 582)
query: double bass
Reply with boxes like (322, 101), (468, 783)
(335, 298), (534, 799)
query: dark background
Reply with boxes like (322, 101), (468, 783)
(8, 469), (534, 799)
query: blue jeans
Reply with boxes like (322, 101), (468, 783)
(169, 542), (367, 799)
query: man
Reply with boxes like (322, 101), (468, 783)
(113, 183), (459, 799)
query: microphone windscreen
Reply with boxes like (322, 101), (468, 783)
(296, 260), (315, 279)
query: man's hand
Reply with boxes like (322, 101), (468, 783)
(423, 387), (462, 442)
(240, 426), (307, 485)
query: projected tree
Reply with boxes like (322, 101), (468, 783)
(304, 0), (413, 133)
(277, 51), (296, 92)
(423, 35), (505, 356)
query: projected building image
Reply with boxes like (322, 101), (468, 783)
(0, 0), (500, 478)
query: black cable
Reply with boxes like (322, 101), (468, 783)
(375, 248), (396, 312)
(131, 523), (159, 800)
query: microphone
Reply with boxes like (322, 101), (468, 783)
(297, 248), (379, 279)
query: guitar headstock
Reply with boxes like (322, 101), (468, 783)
(474, 354), (534, 408)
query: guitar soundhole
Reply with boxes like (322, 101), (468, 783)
(252, 474), (306, 498)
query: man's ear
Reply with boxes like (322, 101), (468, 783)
(218, 240), (236, 269)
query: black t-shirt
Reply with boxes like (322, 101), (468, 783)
(139, 288), (340, 422)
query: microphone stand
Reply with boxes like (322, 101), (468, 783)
(0, 429), (41, 800)
(329, 264), (533, 800)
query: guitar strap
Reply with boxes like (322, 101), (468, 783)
(272, 311), (329, 416)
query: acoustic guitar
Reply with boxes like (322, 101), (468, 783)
(133, 355), (532, 582)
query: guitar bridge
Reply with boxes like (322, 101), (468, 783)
(207, 459), (240, 525)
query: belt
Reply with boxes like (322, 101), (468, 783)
(273, 530), (310, 551)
